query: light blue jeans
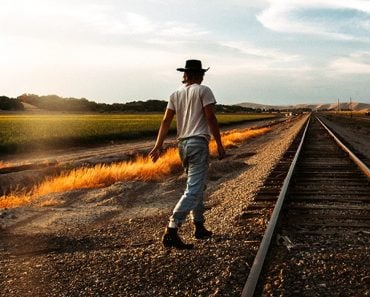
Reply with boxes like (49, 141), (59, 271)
(169, 137), (209, 228)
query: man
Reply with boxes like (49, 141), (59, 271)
(149, 59), (225, 249)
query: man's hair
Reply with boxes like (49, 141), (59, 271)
(185, 70), (205, 81)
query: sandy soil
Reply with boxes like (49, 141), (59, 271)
(1, 113), (368, 296)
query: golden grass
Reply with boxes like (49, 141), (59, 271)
(0, 193), (31, 208)
(0, 127), (270, 208)
(0, 161), (11, 169)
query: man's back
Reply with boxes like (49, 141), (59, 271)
(168, 84), (216, 140)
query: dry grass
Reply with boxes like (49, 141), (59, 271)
(0, 161), (11, 169)
(0, 127), (271, 208)
(0, 193), (31, 208)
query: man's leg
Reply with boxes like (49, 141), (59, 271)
(162, 138), (209, 249)
(169, 138), (209, 228)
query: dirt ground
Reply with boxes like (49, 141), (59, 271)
(0, 113), (368, 297)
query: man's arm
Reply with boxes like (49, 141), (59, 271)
(203, 104), (225, 159)
(149, 108), (175, 162)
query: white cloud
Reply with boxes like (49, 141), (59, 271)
(0, 1), (208, 42)
(95, 12), (157, 36)
(328, 51), (370, 74)
(257, 0), (370, 40)
(221, 41), (301, 62)
(125, 12), (156, 34)
(209, 41), (316, 79)
(159, 22), (209, 38)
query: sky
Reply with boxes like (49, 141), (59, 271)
(1, 0), (370, 105)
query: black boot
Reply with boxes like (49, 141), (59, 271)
(194, 222), (213, 239)
(162, 227), (194, 249)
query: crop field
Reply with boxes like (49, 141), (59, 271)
(0, 113), (276, 154)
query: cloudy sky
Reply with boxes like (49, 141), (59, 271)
(1, 0), (370, 105)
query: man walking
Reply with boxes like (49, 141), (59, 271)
(150, 59), (225, 249)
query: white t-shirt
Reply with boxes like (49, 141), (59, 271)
(167, 84), (216, 141)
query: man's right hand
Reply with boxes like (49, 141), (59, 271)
(149, 147), (162, 163)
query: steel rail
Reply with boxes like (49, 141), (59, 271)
(316, 116), (370, 179)
(240, 117), (311, 297)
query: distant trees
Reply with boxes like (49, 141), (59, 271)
(110, 100), (168, 112)
(216, 104), (254, 113)
(15, 94), (169, 113)
(2, 93), (313, 114)
(0, 96), (24, 111)
(18, 94), (99, 112)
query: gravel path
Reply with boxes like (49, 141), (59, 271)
(1, 116), (308, 297)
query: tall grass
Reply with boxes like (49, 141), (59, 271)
(0, 127), (271, 208)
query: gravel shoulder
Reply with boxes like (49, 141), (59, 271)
(0, 115), (314, 297)
(318, 113), (370, 165)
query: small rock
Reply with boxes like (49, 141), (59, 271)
(362, 276), (370, 284)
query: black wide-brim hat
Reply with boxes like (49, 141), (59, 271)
(177, 59), (210, 72)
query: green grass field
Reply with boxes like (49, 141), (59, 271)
(0, 113), (277, 154)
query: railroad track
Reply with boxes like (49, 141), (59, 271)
(241, 115), (370, 297)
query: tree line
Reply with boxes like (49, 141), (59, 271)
(0, 96), (24, 111)
(0, 94), (256, 113)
